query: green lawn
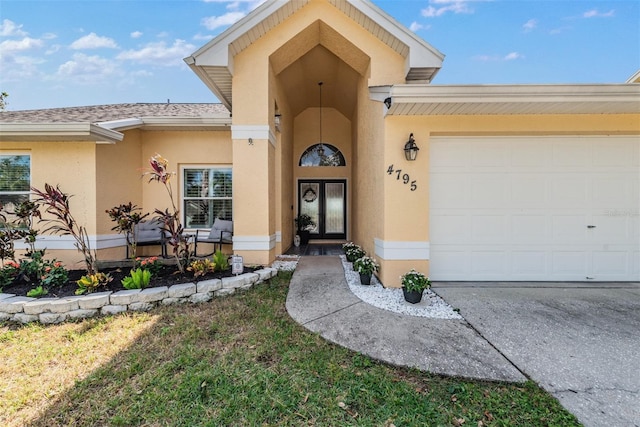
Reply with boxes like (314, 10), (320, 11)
(1, 271), (580, 426)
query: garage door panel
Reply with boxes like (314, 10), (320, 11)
(512, 215), (548, 242)
(592, 252), (630, 277)
(512, 251), (548, 276)
(472, 141), (508, 167)
(511, 175), (548, 206)
(430, 213), (470, 242)
(471, 251), (507, 275)
(592, 139), (638, 167)
(550, 175), (589, 207)
(471, 175), (508, 207)
(552, 140), (591, 167)
(430, 174), (469, 207)
(472, 215), (506, 243)
(429, 136), (640, 281)
(591, 174), (634, 206)
(551, 251), (588, 276)
(552, 215), (589, 243)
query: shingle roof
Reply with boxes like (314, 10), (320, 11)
(0, 103), (230, 124)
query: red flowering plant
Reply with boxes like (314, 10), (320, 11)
(144, 154), (192, 273)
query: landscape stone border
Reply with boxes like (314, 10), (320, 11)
(0, 268), (278, 325)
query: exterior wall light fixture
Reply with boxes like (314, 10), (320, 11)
(275, 113), (281, 132)
(404, 133), (419, 161)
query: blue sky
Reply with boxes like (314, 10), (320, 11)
(1, 0), (638, 111)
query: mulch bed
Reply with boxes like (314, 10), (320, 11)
(3, 264), (259, 299)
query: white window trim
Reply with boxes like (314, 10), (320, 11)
(0, 152), (31, 207)
(180, 164), (232, 230)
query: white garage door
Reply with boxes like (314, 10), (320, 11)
(429, 136), (640, 281)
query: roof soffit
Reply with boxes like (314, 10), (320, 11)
(386, 84), (640, 115)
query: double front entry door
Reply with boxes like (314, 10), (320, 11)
(298, 180), (346, 240)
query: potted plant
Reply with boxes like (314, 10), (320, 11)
(295, 214), (316, 245)
(400, 269), (431, 304)
(353, 256), (379, 285)
(344, 244), (365, 263)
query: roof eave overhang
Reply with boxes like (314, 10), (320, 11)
(99, 116), (232, 131)
(386, 84), (640, 115)
(0, 123), (124, 144)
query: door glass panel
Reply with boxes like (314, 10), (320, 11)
(300, 182), (320, 234)
(325, 182), (345, 234)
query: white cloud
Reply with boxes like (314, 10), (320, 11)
(421, 0), (485, 17)
(0, 19), (28, 37)
(201, 12), (246, 30)
(193, 33), (214, 41)
(0, 37), (43, 53)
(474, 52), (525, 62)
(56, 52), (120, 83)
(131, 31), (143, 39)
(42, 32), (57, 40)
(70, 32), (118, 49)
(583, 9), (615, 18)
(504, 52), (524, 61)
(117, 39), (196, 66)
(409, 22), (424, 32)
(523, 19), (537, 32)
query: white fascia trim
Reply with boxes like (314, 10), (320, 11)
(369, 85), (392, 103)
(97, 118), (145, 131)
(15, 234), (126, 251)
(231, 125), (276, 146)
(233, 235), (277, 251)
(348, 0), (445, 67)
(374, 238), (430, 261)
(275, 231), (282, 243)
(186, 0), (293, 66)
(0, 123), (123, 144)
(390, 83), (640, 105)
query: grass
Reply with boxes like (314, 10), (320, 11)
(1, 271), (580, 427)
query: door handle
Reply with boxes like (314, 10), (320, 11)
(587, 225), (596, 228)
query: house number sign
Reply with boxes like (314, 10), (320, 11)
(387, 165), (417, 191)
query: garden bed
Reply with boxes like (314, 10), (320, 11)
(2, 262), (259, 299)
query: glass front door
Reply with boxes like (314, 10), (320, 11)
(298, 180), (346, 240)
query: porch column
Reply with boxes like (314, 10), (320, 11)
(231, 125), (277, 265)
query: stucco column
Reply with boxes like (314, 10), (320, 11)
(231, 125), (277, 265)
(376, 120), (430, 287)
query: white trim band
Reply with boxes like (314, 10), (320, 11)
(232, 235), (276, 251)
(374, 239), (430, 261)
(15, 234), (126, 251)
(231, 125), (276, 147)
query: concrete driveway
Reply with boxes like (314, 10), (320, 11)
(434, 282), (640, 427)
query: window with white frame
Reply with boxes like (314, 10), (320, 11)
(0, 154), (31, 223)
(183, 167), (232, 229)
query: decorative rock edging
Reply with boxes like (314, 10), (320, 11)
(0, 268), (278, 325)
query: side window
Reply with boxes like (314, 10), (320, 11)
(183, 167), (232, 229)
(0, 154), (31, 224)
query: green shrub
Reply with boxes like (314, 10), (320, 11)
(121, 268), (152, 290)
(213, 250), (229, 271)
(76, 272), (112, 295)
(187, 258), (215, 278)
(27, 285), (48, 298)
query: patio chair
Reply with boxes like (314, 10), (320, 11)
(194, 218), (233, 256)
(126, 220), (168, 258)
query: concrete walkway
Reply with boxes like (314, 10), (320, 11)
(285, 256), (640, 427)
(285, 256), (525, 382)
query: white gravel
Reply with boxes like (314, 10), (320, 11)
(272, 254), (461, 319)
(340, 255), (463, 319)
(271, 255), (299, 271)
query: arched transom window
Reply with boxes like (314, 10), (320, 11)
(299, 144), (346, 167)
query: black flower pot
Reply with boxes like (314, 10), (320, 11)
(402, 287), (423, 304)
(298, 230), (310, 245)
(359, 273), (372, 285)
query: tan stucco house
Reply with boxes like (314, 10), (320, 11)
(1, 0), (639, 285)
